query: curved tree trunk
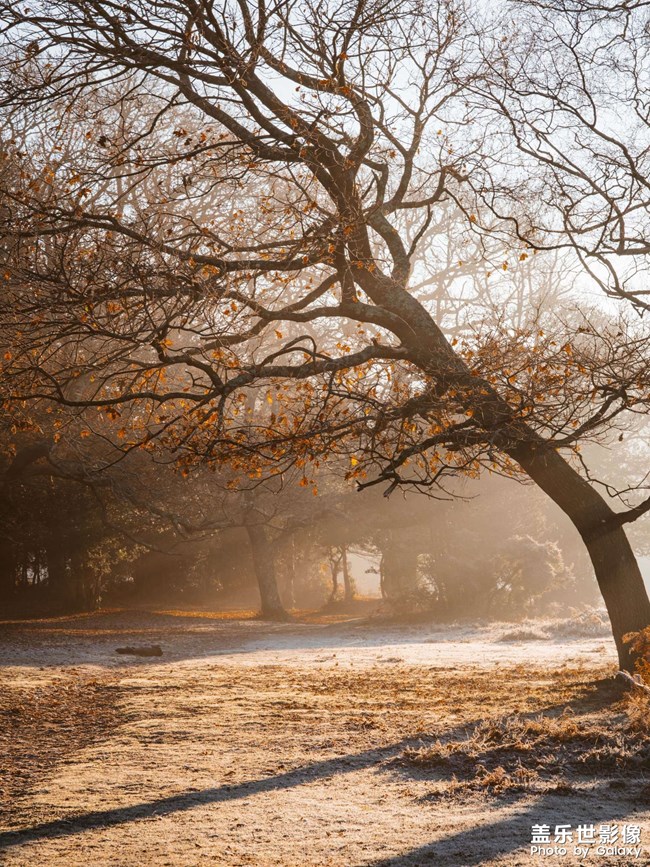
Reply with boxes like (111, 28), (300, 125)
(510, 443), (650, 671)
(582, 530), (648, 671)
(357, 278), (650, 670)
(245, 522), (289, 621)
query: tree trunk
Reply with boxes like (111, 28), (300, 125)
(583, 529), (649, 671)
(285, 535), (296, 609)
(46, 540), (73, 609)
(328, 549), (340, 602)
(0, 538), (16, 601)
(510, 443), (650, 671)
(71, 549), (99, 611)
(341, 545), (354, 602)
(369, 283), (650, 671)
(245, 522), (289, 621)
(362, 282), (650, 669)
(379, 554), (387, 600)
(380, 538), (419, 601)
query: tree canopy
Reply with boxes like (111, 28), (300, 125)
(1, 0), (650, 666)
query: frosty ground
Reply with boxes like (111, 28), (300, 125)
(1, 609), (649, 866)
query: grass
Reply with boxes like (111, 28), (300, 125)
(400, 685), (650, 799)
(3, 609), (647, 813)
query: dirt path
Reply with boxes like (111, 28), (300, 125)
(0, 611), (648, 866)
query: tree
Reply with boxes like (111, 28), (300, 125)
(0, 433), (146, 613)
(1, 0), (649, 667)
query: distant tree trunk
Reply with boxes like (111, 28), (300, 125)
(328, 548), (341, 602)
(46, 540), (73, 609)
(285, 535), (296, 609)
(380, 539), (418, 601)
(341, 545), (354, 602)
(71, 549), (99, 611)
(380, 548), (393, 599)
(0, 538), (16, 600)
(245, 522), (289, 620)
(32, 549), (41, 585)
(510, 443), (650, 671)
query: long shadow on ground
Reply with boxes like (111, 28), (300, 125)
(1, 679), (642, 861)
(1, 757), (642, 865)
(368, 790), (643, 866)
(0, 740), (408, 848)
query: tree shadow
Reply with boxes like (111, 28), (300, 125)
(386, 675), (642, 787)
(0, 679), (635, 854)
(0, 738), (416, 850)
(373, 677), (649, 864)
(367, 789), (644, 866)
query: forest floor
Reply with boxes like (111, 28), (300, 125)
(1, 608), (650, 866)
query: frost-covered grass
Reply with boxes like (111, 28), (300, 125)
(402, 687), (650, 799)
(496, 608), (611, 643)
(1, 609), (648, 866)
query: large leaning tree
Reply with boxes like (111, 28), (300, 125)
(1, 0), (650, 668)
